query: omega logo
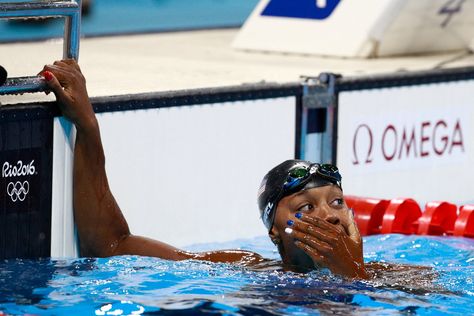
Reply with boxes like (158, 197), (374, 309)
(352, 119), (465, 165)
(352, 124), (373, 165)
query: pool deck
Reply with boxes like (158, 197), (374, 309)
(1, 28), (474, 105)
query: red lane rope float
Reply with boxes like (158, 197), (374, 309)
(346, 195), (474, 238)
(345, 196), (389, 236)
(381, 198), (422, 235)
(453, 205), (474, 238)
(416, 201), (457, 236)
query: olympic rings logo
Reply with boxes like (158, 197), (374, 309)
(6, 181), (29, 202)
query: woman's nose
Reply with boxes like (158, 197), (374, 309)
(314, 204), (341, 225)
(325, 214), (341, 226)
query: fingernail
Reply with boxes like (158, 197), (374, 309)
(43, 71), (53, 81)
(295, 213), (302, 219)
(284, 227), (293, 235)
(287, 220), (294, 226)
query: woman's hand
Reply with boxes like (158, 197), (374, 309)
(289, 211), (367, 279)
(40, 59), (96, 131)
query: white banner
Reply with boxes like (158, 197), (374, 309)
(337, 81), (474, 205)
(52, 97), (296, 253)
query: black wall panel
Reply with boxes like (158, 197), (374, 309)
(0, 105), (54, 259)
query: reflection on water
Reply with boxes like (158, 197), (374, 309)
(0, 235), (473, 315)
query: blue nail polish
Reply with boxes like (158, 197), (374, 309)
(287, 220), (294, 226)
(295, 213), (302, 219)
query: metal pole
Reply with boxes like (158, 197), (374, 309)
(0, 1), (81, 95)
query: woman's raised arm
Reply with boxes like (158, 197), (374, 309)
(42, 60), (263, 265)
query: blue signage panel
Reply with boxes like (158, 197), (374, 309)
(261, 0), (341, 20)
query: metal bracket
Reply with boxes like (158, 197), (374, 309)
(299, 73), (339, 164)
(301, 73), (338, 109)
(0, 0), (82, 95)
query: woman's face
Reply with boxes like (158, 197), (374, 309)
(270, 185), (361, 271)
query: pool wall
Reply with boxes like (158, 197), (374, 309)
(51, 84), (300, 256)
(2, 66), (474, 259)
(1, 83), (300, 258)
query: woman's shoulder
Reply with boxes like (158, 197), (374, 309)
(364, 261), (451, 295)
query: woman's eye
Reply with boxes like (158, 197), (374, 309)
(331, 198), (344, 207)
(298, 204), (313, 212)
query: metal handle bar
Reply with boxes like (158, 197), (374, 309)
(0, 0), (81, 95)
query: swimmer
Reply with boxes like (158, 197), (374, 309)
(40, 59), (366, 279)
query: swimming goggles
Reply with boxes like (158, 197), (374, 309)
(262, 163), (342, 230)
(283, 163), (342, 193)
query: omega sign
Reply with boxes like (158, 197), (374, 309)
(352, 118), (464, 165)
(2, 160), (37, 203)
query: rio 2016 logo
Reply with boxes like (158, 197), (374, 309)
(2, 160), (37, 203)
(262, 0), (341, 20)
(7, 181), (29, 202)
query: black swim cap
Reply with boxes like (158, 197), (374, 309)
(257, 159), (342, 231)
(0, 65), (7, 87)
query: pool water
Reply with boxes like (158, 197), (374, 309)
(0, 234), (473, 315)
(0, 0), (259, 42)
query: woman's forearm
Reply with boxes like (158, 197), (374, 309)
(73, 117), (131, 257)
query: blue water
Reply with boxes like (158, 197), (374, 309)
(0, 234), (473, 315)
(0, 0), (259, 42)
